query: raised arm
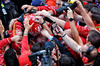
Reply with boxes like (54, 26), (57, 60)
(67, 7), (83, 46)
(57, 26), (81, 53)
(0, 20), (5, 39)
(76, 1), (96, 31)
(21, 17), (34, 52)
(35, 10), (66, 28)
(0, 35), (21, 50)
(35, 16), (52, 34)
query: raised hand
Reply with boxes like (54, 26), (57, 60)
(34, 16), (44, 24)
(0, 20), (4, 34)
(24, 17), (34, 31)
(9, 19), (17, 31)
(67, 7), (74, 18)
(21, 5), (37, 11)
(11, 35), (22, 43)
(35, 10), (51, 17)
(76, 1), (84, 11)
(53, 26), (65, 37)
(41, 29), (51, 38)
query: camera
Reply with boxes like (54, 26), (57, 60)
(28, 41), (54, 66)
(56, 2), (77, 14)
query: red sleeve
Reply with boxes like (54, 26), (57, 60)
(51, 7), (58, 15)
(21, 36), (29, 53)
(0, 38), (12, 50)
(64, 22), (90, 38)
(37, 6), (58, 15)
(37, 6), (50, 11)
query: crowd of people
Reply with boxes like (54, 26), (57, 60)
(0, 0), (100, 66)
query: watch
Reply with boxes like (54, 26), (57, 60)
(69, 18), (74, 21)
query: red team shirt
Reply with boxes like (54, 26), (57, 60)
(0, 38), (12, 66)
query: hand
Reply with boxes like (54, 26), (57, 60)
(0, 20), (4, 34)
(53, 26), (65, 36)
(41, 29), (51, 38)
(67, 7), (74, 18)
(9, 19), (17, 31)
(34, 16), (44, 24)
(11, 35), (22, 43)
(35, 10), (51, 17)
(76, 1), (84, 11)
(21, 5), (37, 11)
(24, 17), (34, 31)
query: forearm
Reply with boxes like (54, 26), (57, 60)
(24, 29), (28, 36)
(21, 29), (29, 52)
(0, 37), (12, 49)
(81, 8), (96, 30)
(0, 32), (4, 39)
(49, 16), (66, 28)
(42, 22), (52, 34)
(74, 12), (85, 24)
(62, 33), (81, 53)
(70, 21), (83, 46)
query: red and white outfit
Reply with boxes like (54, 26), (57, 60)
(37, 5), (59, 15)
(0, 38), (12, 66)
(64, 22), (100, 38)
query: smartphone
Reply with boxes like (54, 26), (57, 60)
(52, 23), (60, 34)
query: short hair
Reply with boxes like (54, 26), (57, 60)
(91, 7), (100, 15)
(88, 30), (100, 48)
(4, 48), (19, 66)
(82, 44), (98, 62)
(32, 42), (44, 52)
(92, 14), (100, 23)
(59, 54), (73, 66)
(84, 4), (97, 12)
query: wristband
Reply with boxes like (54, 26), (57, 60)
(24, 32), (28, 36)
(62, 34), (66, 37)
(41, 20), (45, 25)
(69, 18), (74, 21)
(48, 36), (53, 41)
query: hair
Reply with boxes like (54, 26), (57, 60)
(59, 54), (73, 66)
(32, 42), (44, 52)
(4, 48), (19, 66)
(82, 44), (98, 62)
(92, 14), (100, 23)
(84, 4), (97, 12)
(91, 7), (100, 15)
(88, 30), (100, 48)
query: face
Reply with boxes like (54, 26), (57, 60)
(80, 44), (89, 57)
(37, 36), (47, 43)
(56, 0), (62, 7)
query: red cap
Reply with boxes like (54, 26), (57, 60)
(24, 14), (42, 36)
(18, 51), (32, 66)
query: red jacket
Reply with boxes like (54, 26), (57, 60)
(37, 5), (59, 15)
(0, 38), (12, 66)
(18, 36), (32, 66)
(64, 22), (100, 38)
